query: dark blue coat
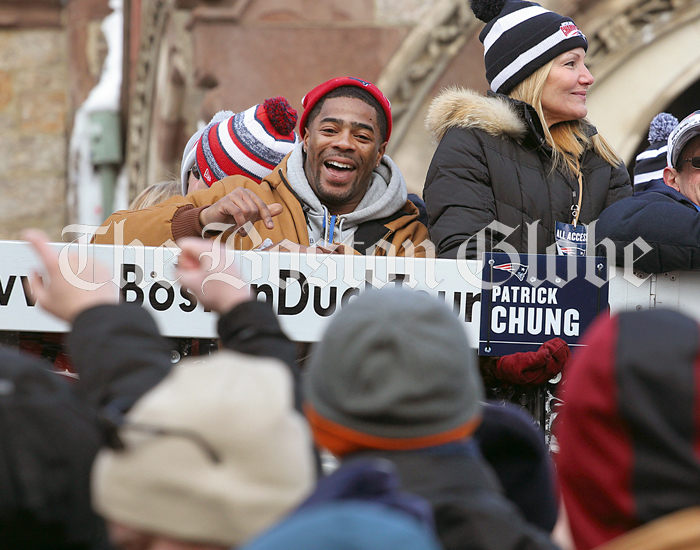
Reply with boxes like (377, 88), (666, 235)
(594, 180), (700, 273)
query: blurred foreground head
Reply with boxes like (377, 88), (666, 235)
(92, 351), (315, 549)
(555, 309), (700, 550)
(0, 348), (105, 550)
(304, 289), (484, 456)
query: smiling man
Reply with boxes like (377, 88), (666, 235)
(94, 77), (430, 257)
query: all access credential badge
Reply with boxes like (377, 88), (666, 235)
(555, 221), (587, 256)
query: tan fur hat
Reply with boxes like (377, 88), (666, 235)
(92, 350), (315, 547)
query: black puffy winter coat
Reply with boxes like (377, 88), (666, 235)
(423, 88), (632, 258)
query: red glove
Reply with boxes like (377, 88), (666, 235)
(494, 338), (570, 386)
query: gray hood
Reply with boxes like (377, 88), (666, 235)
(285, 143), (408, 246)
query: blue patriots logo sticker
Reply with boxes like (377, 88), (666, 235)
(493, 263), (529, 281)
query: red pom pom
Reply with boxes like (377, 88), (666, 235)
(263, 97), (298, 136)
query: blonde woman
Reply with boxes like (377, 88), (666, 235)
(424, 0), (631, 259)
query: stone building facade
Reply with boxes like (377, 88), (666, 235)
(0, 21), (69, 240)
(2, 0), (700, 239)
(0, 0), (110, 240)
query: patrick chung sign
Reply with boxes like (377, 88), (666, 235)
(479, 253), (609, 356)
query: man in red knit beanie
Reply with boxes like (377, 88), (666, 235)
(95, 77), (429, 256)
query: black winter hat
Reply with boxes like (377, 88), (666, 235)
(0, 347), (106, 550)
(474, 401), (557, 533)
(471, 0), (588, 94)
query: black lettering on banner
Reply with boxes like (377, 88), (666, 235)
(341, 287), (360, 307)
(313, 286), (337, 317)
(120, 263), (144, 305)
(437, 291), (464, 316)
(149, 282), (175, 312)
(251, 284), (274, 306)
(0, 276), (16, 306)
(179, 287), (197, 313)
(453, 292), (462, 315)
(389, 273), (410, 289)
(464, 292), (481, 323)
(20, 276), (36, 306)
(365, 269), (377, 292)
(278, 270), (309, 315)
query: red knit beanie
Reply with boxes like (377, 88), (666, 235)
(298, 77), (392, 141)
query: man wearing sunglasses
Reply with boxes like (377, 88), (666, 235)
(595, 110), (700, 273)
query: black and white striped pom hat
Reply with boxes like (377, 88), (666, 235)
(470, 0), (588, 95)
(633, 113), (678, 192)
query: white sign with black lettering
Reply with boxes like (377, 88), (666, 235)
(0, 241), (485, 343)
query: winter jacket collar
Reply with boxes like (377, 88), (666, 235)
(426, 88), (528, 144)
(298, 458), (434, 527)
(637, 179), (700, 211)
(426, 87), (598, 152)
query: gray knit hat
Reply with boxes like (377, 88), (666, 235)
(304, 289), (483, 455)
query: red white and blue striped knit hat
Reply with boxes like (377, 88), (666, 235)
(470, 0), (588, 95)
(195, 97), (299, 186)
(554, 309), (700, 550)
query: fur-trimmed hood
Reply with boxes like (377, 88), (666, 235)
(426, 87), (528, 144)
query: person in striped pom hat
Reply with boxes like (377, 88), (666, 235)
(595, 109), (700, 273)
(421, 0), (630, 388)
(194, 97), (299, 188)
(632, 113), (678, 193)
(423, 0), (630, 261)
(179, 100), (296, 197)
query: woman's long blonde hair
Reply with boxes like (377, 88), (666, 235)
(509, 59), (622, 176)
(129, 180), (182, 210)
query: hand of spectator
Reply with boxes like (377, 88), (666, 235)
(493, 337), (570, 386)
(198, 188), (283, 236)
(176, 237), (251, 314)
(23, 229), (118, 323)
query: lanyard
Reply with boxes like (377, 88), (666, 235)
(571, 159), (584, 227)
(323, 213), (337, 244)
(572, 172), (583, 226)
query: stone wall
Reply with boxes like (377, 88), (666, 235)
(0, 29), (68, 240)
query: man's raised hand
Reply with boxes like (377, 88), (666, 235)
(23, 229), (118, 323)
(176, 237), (251, 314)
(198, 188), (283, 236)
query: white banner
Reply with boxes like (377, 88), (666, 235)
(0, 240), (677, 345)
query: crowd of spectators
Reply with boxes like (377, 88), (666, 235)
(4, 0), (700, 549)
